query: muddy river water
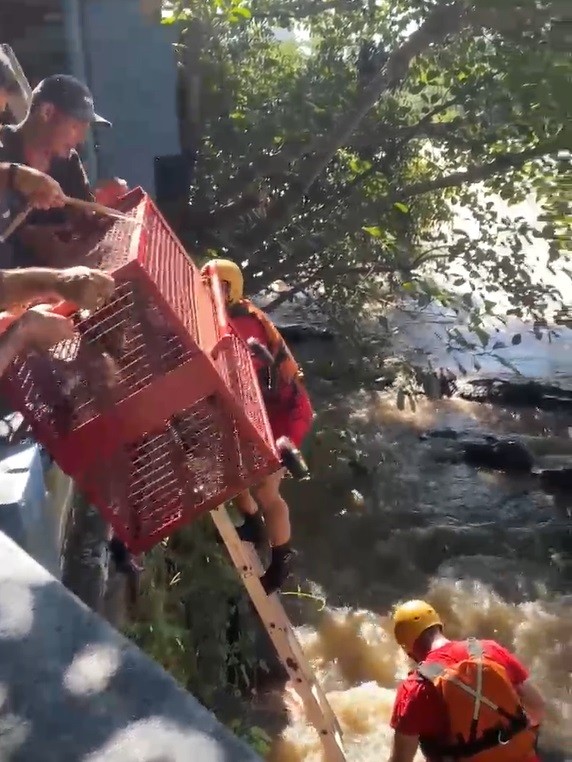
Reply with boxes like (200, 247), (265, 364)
(262, 300), (572, 761)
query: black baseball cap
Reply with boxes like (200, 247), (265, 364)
(31, 74), (111, 127)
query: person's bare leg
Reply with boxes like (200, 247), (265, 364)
(251, 469), (290, 547)
(235, 489), (258, 516)
(251, 469), (295, 594)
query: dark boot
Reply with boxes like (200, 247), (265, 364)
(260, 543), (295, 595)
(108, 536), (143, 605)
(236, 511), (266, 546)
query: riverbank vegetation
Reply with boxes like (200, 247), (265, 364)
(125, 513), (273, 755)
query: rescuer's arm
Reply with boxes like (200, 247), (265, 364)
(0, 307), (75, 376)
(517, 680), (546, 727)
(388, 731), (419, 762)
(388, 680), (428, 762)
(0, 162), (66, 209)
(0, 266), (115, 311)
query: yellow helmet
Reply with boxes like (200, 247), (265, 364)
(392, 600), (442, 652)
(201, 258), (244, 304)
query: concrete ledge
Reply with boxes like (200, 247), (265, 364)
(0, 531), (261, 761)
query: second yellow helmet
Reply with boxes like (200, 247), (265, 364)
(201, 258), (244, 304)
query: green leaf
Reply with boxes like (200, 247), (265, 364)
(348, 157), (359, 173)
(362, 226), (382, 238)
(394, 202), (409, 213)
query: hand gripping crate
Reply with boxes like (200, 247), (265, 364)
(0, 188), (282, 552)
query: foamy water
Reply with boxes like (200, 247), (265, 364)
(270, 582), (571, 761)
(266, 387), (571, 761)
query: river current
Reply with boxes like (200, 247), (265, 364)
(261, 234), (571, 760)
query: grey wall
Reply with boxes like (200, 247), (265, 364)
(81, 0), (180, 193)
(0, 530), (262, 761)
(0, 438), (61, 579)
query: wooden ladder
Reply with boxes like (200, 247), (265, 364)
(210, 505), (346, 762)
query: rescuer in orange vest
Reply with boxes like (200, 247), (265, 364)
(201, 259), (315, 594)
(388, 600), (546, 762)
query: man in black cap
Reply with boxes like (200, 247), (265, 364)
(0, 68), (116, 354)
(0, 74), (128, 267)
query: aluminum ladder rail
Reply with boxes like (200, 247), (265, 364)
(210, 505), (346, 762)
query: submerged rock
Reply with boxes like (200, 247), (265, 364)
(419, 428), (460, 441)
(462, 439), (535, 473)
(276, 324), (335, 343)
(538, 467), (572, 493)
(423, 430), (572, 494)
(457, 378), (572, 412)
(423, 433), (535, 473)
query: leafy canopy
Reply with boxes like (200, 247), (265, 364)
(164, 0), (571, 340)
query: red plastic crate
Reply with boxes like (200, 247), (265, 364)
(0, 188), (281, 552)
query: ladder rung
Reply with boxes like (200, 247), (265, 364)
(210, 505), (347, 762)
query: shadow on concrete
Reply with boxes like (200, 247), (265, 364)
(0, 531), (260, 762)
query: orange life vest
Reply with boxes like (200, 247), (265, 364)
(228, 300), (305, 394)
(417, 639), (537, 762)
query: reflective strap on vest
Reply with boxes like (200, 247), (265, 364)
(417, 639), (500, 714)
(417, 639), (530, 760)
(467, 637), (483, 730)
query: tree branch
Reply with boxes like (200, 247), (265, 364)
(270, 142), (563, 282)
(237, 0), (472, 254)
(475, 1), (572, 35)
(251, 0), (360, 20)
(223, 1), (568, 260)
(340, 97), (464, 196)
(294, 2), (471, 195)
(397, 96), (463, 146)
(262, 261), (399, 311)
(184, 190), (268, 231)
(393, 142), (564, 202)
